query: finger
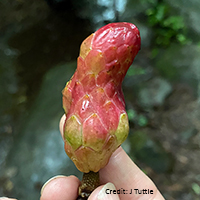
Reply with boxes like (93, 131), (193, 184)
(89, 183), (120, 200)
(100, 147), (165, 200)
(40, 175), (80, 200)
(59, 114), (66, 140)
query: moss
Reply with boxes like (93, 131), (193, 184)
(129, 130), (173, 173)
(145, 0), (188, 47)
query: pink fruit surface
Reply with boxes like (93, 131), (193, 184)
(62, 22), (141, 173)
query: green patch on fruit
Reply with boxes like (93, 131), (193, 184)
(64, 115), (82, 150)
(115, 113), (129, 144)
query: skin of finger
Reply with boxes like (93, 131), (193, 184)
(99, 147), (165, 200)
(88, 185), (103, 200)
(89, 182), (164, 200)
(59, 115), (165, 200)
(59, 114), (66, 140)
(40, 175), (80, 200)
(89, 183), (120, 200)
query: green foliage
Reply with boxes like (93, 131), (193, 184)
(156, 63), (178, 81)
(192, 183), (200, 195)
(138, 115), (148, 127)
(127, 109), (137, 120)
(145, 0), (188, 46)
(127, 109), (148, 127)
(129, 130), (173, 173)
(127, 65), (146, 77)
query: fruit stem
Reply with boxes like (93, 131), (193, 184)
(76, 171), (100, 200)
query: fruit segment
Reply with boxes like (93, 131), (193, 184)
(63, 22), (141, 173)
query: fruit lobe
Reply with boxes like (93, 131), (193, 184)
(63, 22), (141, 173)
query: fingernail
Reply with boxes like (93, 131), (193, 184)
(40, 175), (66, 195)
(97, 183), (120, 200)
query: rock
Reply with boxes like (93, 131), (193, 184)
(3, 62), (82, 200)
(155, 44), (200, 95)
(128, 130), (173, 173)
(138, 77), (172, 108)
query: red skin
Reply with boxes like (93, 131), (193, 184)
(62, 22), (141, 173)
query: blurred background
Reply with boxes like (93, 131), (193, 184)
(0, 0), (200, 199)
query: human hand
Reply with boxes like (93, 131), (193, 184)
(40, 115), (165, 200)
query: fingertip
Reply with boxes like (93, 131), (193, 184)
(59, 114), (66, 139)
(40, 175), (80, 200)
(89, 183), (120, 200)
(40, 175), (66, 195)
(88, 186), (102, 200)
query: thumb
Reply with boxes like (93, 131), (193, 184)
(89, 183), (120, 200)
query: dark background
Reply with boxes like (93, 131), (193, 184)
(0, 0), (200, 199)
